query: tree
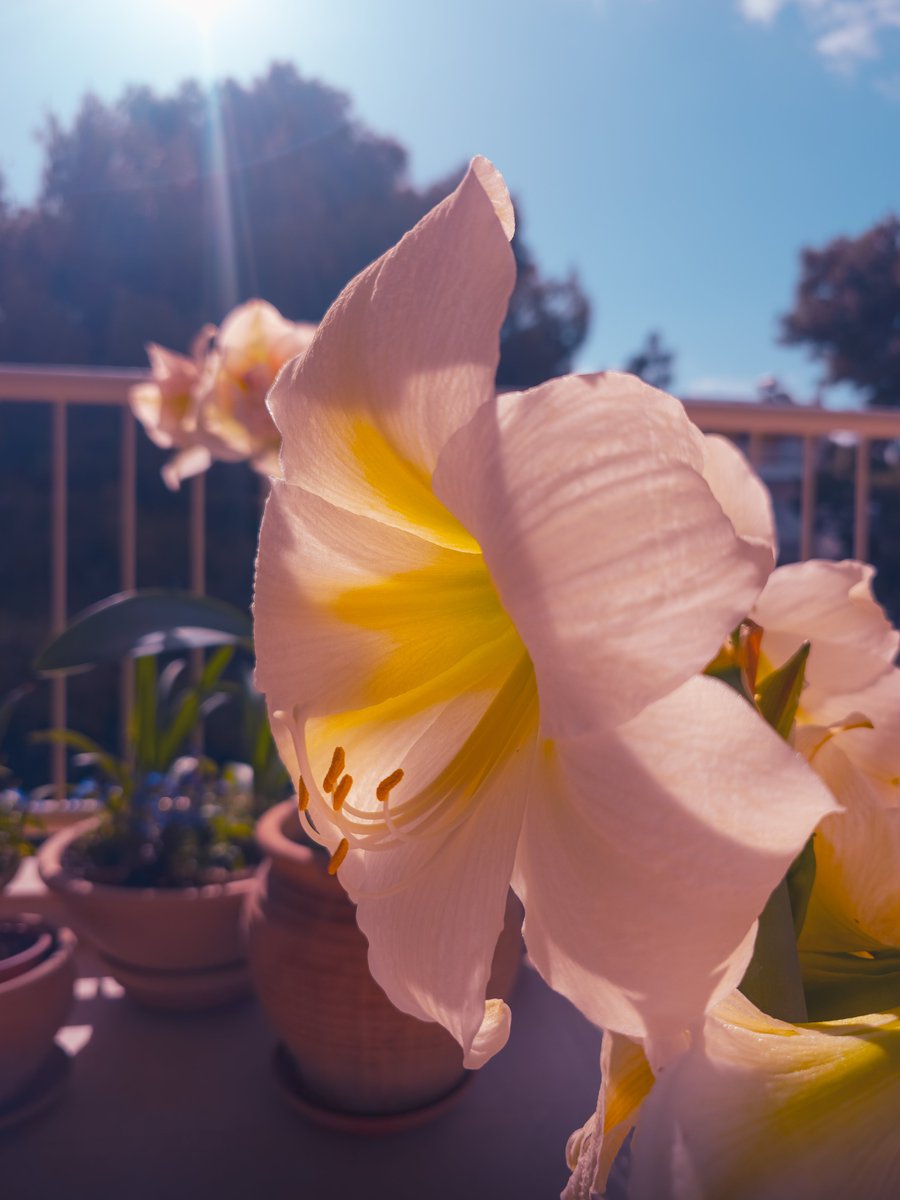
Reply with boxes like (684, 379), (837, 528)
(781, 215), (900, 408)
(0, 62), (590, 383)
(624, 330), (676, 392)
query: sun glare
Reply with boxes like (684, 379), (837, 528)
(166, 0), (238, 29)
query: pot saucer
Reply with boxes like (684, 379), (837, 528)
(0, 1045), (71, 1134)
(272, 1043), (473, 1135)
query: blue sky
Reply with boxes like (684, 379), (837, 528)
(1, 0), (898, 398)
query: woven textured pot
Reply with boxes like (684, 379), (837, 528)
(0, 916), (76, 1108)
(38, 818), (257, 1010)
(244, 801), (524, 1120)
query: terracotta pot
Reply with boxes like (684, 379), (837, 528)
(244, 801), (524, 1121)
(0, 852), (19, 893)
(38, 818), (257, 1010)
(0, 921), (54, 985)
(0, 916), (76, 1108)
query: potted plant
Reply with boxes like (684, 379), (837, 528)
(0, 914), (76, 1125)
(0, 797), (29, 894)
(244, 801), (524, 1129)
(34, 590), (267, 1010)
(0, 685), (42, 893)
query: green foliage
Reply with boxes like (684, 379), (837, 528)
(623, 330), (676, 392)
(782, 214), (900, 408)
(35, 590), (252, 674)
(754, 641), (810, 741)
(35, 645), (236, 802)
(0, 685), (38, 867)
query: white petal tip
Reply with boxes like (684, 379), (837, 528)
(470, 156), (515, 241)
(463, 998), (512, 1069)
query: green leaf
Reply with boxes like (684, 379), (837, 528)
(739, 878), (809, 1023)
(35, 590), (252, 674)
(133, 656), (158, 772)
(199, 644), (235, 691)
(755, 641), (811, 740)
(802, 949), (900, 1022)
(31, 728), (126, 786)
(786, 835), (817, 938)
(157, 691), (200, 768)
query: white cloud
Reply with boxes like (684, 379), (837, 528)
(740, 0), (900, 67)
(739, 0), (789, 24)
(683, 375), (761, 399)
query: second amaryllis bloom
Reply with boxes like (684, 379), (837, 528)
(252, 157), (834, 1067)
(130, 299), (316, 488)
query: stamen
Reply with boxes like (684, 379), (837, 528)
(376, 767), (404, 803)
(333, 774), (353, 811)
(297, 776), (310, 812)
(328, 837), (349, 875)
(322, 746), (346, 794)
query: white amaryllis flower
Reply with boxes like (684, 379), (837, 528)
(564, 565), (900, 1200)
(129, 327), (217, 486)
(749, 558), (900, 1015)
(198, 299), (317, 476)
(796, 712), (900, 1022)
(751, 559), (899, 712)
(253, 156), (834, 1067)
(567, 993), (900, 1200)
(130, 301), (316, 488)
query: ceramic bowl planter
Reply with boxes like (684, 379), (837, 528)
(38, 818), (257, 1010)
(244, 800), (524, 1129)
(0, 915), (76, 1125)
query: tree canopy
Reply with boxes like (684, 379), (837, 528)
(0, 62), (589, 382)
(781, 215), (900, 408)
(623, 330), (676, 392)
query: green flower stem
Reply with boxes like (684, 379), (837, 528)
(739, 877), (808, 1024)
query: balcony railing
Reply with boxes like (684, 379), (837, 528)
(5, 363), (900, 798)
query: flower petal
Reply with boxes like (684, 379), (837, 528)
(798, 734), (900, 955)
(700, 433), (777, 567)
(434, 373), (775, 734)
(160, 444), (213, 491)
(346, 728), (534, 1059)
(629, 993), (900, 1200)
(752, 561), (898, 700)
(267, 157), (515, 549)
(564, 1031), (654, 1200)
(254, 479), (519, 747)
(513, 676), (836, 1043)
(799, 668), (900, 809)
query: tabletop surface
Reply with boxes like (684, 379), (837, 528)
(1, 864), (607, 1200)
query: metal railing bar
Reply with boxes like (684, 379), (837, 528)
(0, 365), (147, 404)
(801, 436), (817, 562)
(684, 400), (900, 441)
(854, 438), (871, 562)
(51, 400), (68, 800)
(120, 409), (137, 754)
(189, 473), (207, 754)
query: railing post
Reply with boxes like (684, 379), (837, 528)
(120, 409), (137, 757)
(748, 431), (764, 471)
(854, 437), (871, 562)
(189, 472), (207, 753)
(800, 436), (817, 562)
(51, 401), (68, 801)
